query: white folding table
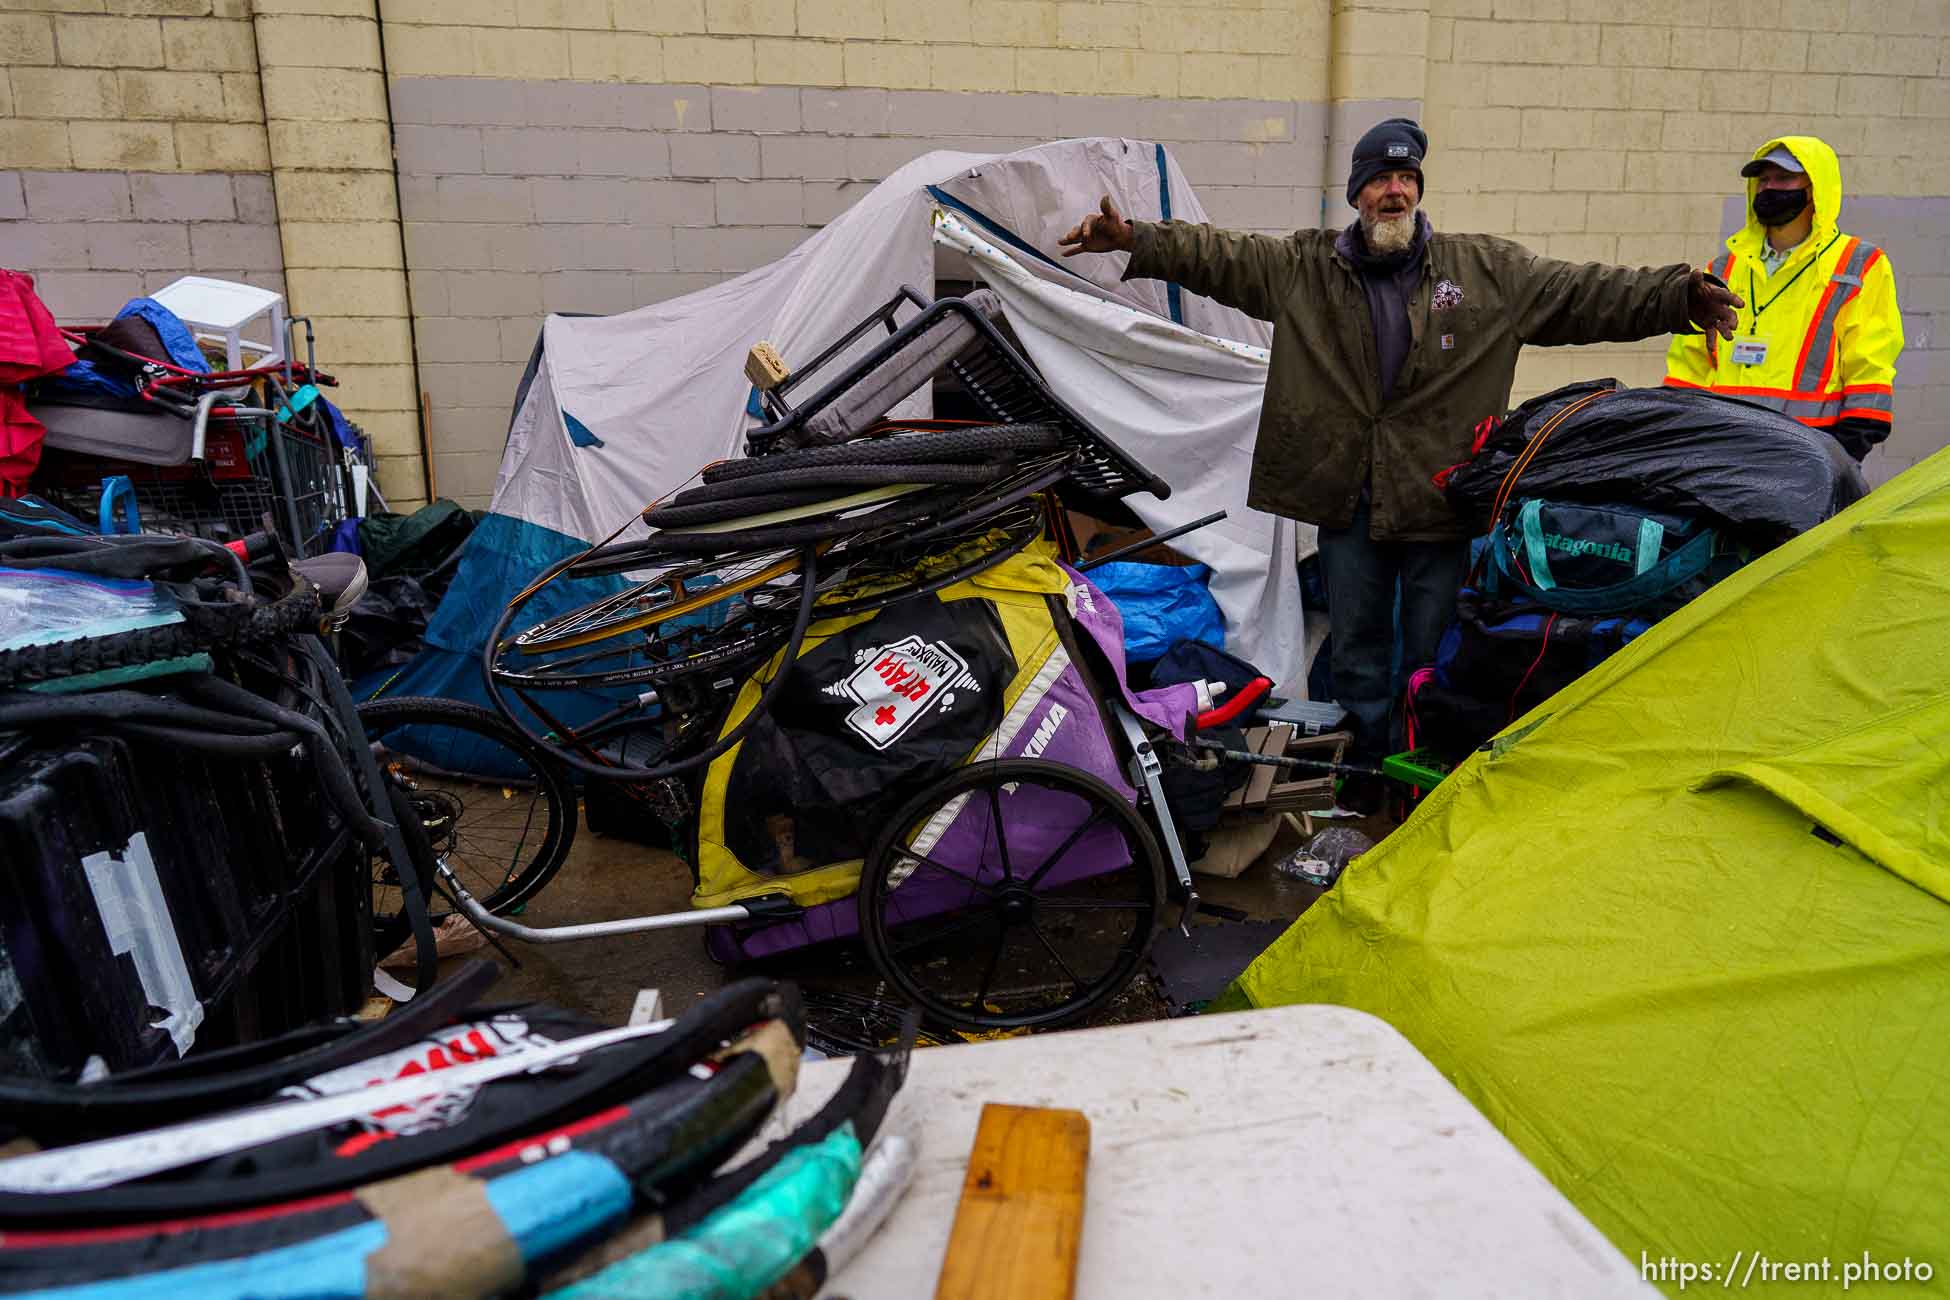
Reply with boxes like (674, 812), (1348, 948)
(773, 1004), (1657, 1298)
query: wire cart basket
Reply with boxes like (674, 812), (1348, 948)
(29, 320), (361, 559)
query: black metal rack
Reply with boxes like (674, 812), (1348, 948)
(747, 285), (1172, 503)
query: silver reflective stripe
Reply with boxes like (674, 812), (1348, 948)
(1725, 391), (1845, 422)
(1794, 240), (1880, 392)
(1843, 389), (1893, 413)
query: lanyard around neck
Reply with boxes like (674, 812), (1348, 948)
(1747, 231), (1840, 335)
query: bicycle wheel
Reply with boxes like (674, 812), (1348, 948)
(360, 696), (578, 927)
(518, 547), (806, 655)
(811, 495), (1047, 621)
(484, 545), (824, 784)
(858, 759), (1165, 1032)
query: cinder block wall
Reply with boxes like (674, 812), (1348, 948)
(2, 1), (282, 319)
(7, 2), (1948, 507)
(381, 0), (1341, 506)
(1420, 0), (1950, 487)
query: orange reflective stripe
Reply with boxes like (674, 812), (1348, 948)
(1803, 239), (1880, 394)
(1662, 377), (1706, 389)
(1838, 406), (1893, 423)
(1814, 245), (1884, 393)
(1791, 236), (1855, 391)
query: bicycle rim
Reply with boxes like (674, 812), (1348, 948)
(364, 705), (574, 920)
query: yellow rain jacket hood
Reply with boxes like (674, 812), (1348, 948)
(1665, 135), (1903, 453)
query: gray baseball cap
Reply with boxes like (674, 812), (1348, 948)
(1740, 145), (1805, 177)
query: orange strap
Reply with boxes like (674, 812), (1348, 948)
(1487, 388), (1610, 526)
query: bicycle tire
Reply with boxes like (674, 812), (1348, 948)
(636, 486), (965, 556)
(0, 581), (321, 688)
(484, 545), (823, 784)
(496, 610), (794, 693)
(814, 504), (1044, 622)
(359, 695), (579, 922)
(655, 462), (1006, 522)
(699, 423), (1066, 486)
(568, 485), (927, 578)
(857, 758), (1165, 1032)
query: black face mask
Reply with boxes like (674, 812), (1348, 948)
(1753, 186), (1810, 227)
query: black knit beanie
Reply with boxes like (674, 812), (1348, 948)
(1346, 117), (1427, 207)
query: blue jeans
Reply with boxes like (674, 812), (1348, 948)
(1315, 496), (1469, 760)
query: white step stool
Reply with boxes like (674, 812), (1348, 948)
(149, 276), (286, 373)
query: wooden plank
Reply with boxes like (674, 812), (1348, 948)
(1221, 725), (1270, 809)
(1237, 722), (1292, 808)
(1263, 729), (1349, 812)
(934, 1103), (1091, 1300)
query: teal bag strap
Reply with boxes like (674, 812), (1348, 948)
(1506, 529), (1720, 614)
(1517, 498), (1557, 591)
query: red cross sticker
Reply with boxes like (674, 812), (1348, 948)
(875, 705), (897, 727)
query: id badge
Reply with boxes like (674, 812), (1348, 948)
(1730, 338), (1769, 366)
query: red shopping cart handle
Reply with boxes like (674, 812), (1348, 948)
(1194, 676), (1272, 730)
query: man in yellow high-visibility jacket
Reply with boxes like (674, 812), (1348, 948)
(1665, 135), (1904, 461)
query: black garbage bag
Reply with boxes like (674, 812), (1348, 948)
(339, 573), (437, 677)
(356, 499), (477, 580)
(1441, 380), (1866, 546)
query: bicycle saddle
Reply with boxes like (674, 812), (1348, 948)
(290, 552), (368, 615)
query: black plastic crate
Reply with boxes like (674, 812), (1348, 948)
(0, 720), (371, 1080)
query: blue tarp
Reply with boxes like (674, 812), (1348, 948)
(40, 299), (209, 403)
(1086, 561), (1225, 663)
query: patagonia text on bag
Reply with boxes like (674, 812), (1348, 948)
(1486, 497), (1744, 618)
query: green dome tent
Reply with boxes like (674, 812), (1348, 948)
(1215, 449), (1950, 1296)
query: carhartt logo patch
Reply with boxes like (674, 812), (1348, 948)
(1440, 334), (1455, 350)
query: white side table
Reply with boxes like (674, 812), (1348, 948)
(149, 276), (286, 372)
(772, 1005), (1656, 1299)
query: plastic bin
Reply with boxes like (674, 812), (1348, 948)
(0, 711), (372, 1079)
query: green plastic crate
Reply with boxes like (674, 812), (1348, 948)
(1382, 748), (1449, 788)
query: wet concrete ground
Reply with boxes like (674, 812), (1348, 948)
(472, 802), (1400, 1033)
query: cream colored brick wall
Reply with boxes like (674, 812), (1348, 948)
(254, 0), (425, 511)
(377, 0), (1333, 101)
(1422, 0), (1950, 461)
(2, 1), (267, 172)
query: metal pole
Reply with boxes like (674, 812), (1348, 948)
(439, 864), (756, 944)
(1188, 738), (1393, 780)
(1074, 510), (1229, 572)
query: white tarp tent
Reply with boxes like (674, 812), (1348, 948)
(397, 138), (1309, 706)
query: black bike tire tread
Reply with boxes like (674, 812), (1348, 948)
(700, 423), (1066, 485)
(638, 487), (964, 555)
(661, 462), (1005, 518)
(0, 582), (320, 688)
(358, 695), (579, 915)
